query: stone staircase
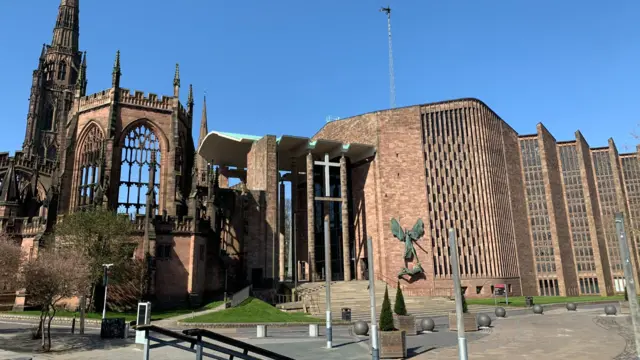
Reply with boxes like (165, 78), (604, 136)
(283, 280), (500, 321)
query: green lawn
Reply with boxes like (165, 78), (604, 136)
(2, 300), (225, 322)
(184, 297), (322, 324)
(467, 295), (624, 307)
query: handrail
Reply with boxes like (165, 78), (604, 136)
(135, 324), (295, 360)
(135, 324), (196, 344)
(183, 328), (295, 360)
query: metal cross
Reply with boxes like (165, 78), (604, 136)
(314, 153), (340, 198)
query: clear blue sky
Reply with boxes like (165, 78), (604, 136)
(0, 0), (639, 153)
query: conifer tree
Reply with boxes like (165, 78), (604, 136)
(625, 287), (629, 302)
(379, 285), (394, 331)
(461, 288), (468, 313)
(393, 282), (408, 316)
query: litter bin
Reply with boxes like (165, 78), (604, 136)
(525, 296), (534, 307)
(341, 308), (352, 322)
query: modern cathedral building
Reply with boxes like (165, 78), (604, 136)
(199, 99), (640, 299)
(1, 1), (638, 311)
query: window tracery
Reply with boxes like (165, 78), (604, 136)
(118, 123), (161, 216)
(76, 124), (103, 209)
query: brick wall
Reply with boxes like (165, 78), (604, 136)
(575, 132), (614, 295)
(503, 122), (537, 296)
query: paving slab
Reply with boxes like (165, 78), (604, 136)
(414, 309), (628, 359)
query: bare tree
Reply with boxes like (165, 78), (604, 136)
(0, 235), (23, 293)
(21, 247), (89, 351)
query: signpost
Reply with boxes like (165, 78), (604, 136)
(493, 284), (508, 306)
(614, 213), (640, 359)
(135, 301), (151, 347)
(449, 229), (468, 360)
(367, 236), (379, 360)
(101, 263), (114, 320)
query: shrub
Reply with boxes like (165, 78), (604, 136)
(379, 285), (394, 331)
(393, 282), (407, 316)
(461, 289), (468, 313)
(625, 287), (629, 302)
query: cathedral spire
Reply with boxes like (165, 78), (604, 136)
(173, 63), (180, 97)
(187, 84), (194, 108)
(51, 0), (80, 51)
(112, 50), (121, 88)
(198, 95), (208, 148)
(76, 51), (87, 96)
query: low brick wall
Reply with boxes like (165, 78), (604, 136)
(0, 313), (103, 325)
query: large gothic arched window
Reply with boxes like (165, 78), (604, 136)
(118, 123), (161, 216)
(76, 125), (104, 209)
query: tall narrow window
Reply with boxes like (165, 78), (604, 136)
(58, 61), (67, 81)
(76, 124), (103, 209)
(118, 123), (161, 216)
(42, 105), (54, 131)
(47, 146), (57, 161)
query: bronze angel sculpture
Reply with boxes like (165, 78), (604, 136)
(391, 218), (425, 278)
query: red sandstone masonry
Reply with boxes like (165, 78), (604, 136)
(575, 132), (614, 295)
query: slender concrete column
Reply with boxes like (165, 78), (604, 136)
(291, 158), (298, 283)
(340, 155), (351, 281)
(306, 152), (316, 282)
(279, 180), (286, 281)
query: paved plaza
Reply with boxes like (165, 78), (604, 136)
(0, 306), (636, 359)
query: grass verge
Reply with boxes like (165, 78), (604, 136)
(467, 295), (624, 307)
(1, 300), (225, 322)
(184, 297), (322, 324)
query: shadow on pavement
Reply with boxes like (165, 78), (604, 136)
(0, 328), (133, 355)
(333, 337), (368, 349)
(408, 346), (435, 358)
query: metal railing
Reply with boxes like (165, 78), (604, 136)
(229, 285), (252, 308)
(135, 324), (294, 360)
(274, 294), (292, 304)
(184, 329), (295, 360)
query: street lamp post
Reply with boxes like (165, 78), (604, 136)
(102, 263), (114, 320)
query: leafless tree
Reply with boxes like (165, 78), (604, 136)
(0, 235), (23, 294)
(21, 247), (90, 351)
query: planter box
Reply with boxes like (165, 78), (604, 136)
(620, 301), (630, 314)
(448, 312), (477, 332)
(393, 314), (417, 336)
(378, 330), (407, 359)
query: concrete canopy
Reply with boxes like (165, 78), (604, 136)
(197, 131), (376, 171)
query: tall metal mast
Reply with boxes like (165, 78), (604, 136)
(380, 6), (396, 109)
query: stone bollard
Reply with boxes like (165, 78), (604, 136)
(495, 307), (506, 318)
(566, 303), (577, 311)
(604, 305), (617, 316)
(533, 305), (544, 315)
(421, 318), (435, 333)
(353, 320), (369, 336)
(309, 324), (319, 337)
(257, 325), (267, 338)
(477, 314), (492, 329)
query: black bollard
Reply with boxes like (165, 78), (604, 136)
(71, 316), (76, 334)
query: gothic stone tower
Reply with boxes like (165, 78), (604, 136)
(23, 0), (84, 163)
